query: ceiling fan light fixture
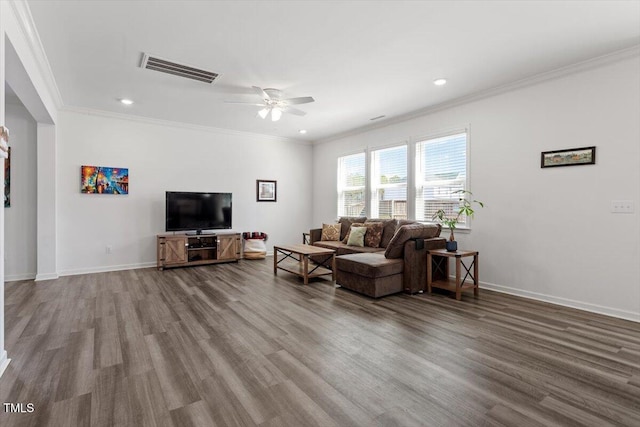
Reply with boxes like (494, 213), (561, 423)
(226, 86), (314, 121)
(258, 108), (269, 119)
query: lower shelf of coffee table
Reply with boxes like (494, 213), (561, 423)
(277, 261), (333, 279)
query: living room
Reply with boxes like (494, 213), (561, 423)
(1, 1), (639, 426)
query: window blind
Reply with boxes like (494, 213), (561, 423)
(371, 145), (407, 219)
(415, 132), (468, 224)
(337, 153), (366, 217)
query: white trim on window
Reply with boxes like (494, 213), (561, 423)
(370, 144), (408, 220)
(415, 131), (469, 227)
(337, 152), (366, 218)
(335, 128), (470, 226)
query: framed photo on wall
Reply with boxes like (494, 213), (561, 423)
(257, 179), (277, 202)
(541, 146), (596, 168)
(81, 165), (129, 194)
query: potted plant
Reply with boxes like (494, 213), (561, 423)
(432, 190), (484, 252)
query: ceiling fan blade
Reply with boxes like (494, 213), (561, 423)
(283, 96), (315, 105)
(224, 101), (266, 106)
(283, 106), (307, 116)
(252, 86), (271, 100)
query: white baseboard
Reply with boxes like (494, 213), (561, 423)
(0, 351), (10, 378)
(5, 273), (37, 282)
(480, 280), (640, 323)
(59, 261), (157, 277)
(35, 272), (59, 281)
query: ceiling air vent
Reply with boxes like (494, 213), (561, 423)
(140, 53), (218, 84)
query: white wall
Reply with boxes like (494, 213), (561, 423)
(313, 55), (640, 321)
(56, 110), (313, 275)
(4, 99), (37, 280)
(2, 0), (62, 377)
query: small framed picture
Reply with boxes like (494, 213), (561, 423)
(256, 179), (277, 202)
(541, 146), (596, 168)
(0, 125), (9, 156)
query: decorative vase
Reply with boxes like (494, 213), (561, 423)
(445, 240), (458, 252)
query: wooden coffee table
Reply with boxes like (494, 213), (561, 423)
(273, 244), (336, 285)
(427, 248), (479, 300)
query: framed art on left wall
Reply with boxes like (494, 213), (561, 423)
(4, 147), (10, 208)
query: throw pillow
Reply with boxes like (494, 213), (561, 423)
(338, 216), (367, 241)
(321, 223), (341, 241)
(346, 226), (366, 247)
(342, 222), (365, 243)
(366, 218), (398, 248)
(363, 222), (384, 248)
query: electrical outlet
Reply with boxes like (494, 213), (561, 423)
(611, 200), (634, 214)
(105, 245), (112, 254)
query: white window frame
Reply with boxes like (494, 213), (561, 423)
(414, 130), (470, 229)
(337, 151), (367, 218)
(334, 127), (470, 228)
(369, 143), (408, 220)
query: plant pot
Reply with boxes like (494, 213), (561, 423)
(445, 241), (458, 252)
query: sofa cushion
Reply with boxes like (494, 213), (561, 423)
(313, 241), (384, 256)
(313, 241), (346, 251)
(397, 219), (418, 227)
(336, 253), (404, 278)
(365, 219), (398, 248)
(346, 226), (366, 247)
(384, 223), (442, 259)
(321, 223), (341, 241)
(338, 217), (367, 240)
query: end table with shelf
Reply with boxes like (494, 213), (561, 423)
(426, 248), (479, 300)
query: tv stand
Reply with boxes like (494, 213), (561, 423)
(185, 230), (213, 236)
(157, 232), (241, 270)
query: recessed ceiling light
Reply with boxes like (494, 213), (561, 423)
(119, 98), (134, 105)
(433, 78), (447, 86)
(299, 129), (307, 134)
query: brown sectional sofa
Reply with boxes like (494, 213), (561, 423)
(310, 217), (446, 298)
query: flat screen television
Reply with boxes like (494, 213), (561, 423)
(166, 191), (232, 234)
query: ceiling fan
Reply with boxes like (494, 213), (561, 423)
(225, 86), (315, 121)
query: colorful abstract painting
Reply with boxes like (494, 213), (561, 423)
(4, 147), (10, 207)
(81, 165), (129, 194)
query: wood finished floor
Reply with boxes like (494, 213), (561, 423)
(1, 259), (639, 427)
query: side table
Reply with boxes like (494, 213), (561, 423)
(427, 248), (479, 300)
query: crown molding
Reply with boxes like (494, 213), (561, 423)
(60, 105), (311, 146)
(317, 44), (640, 145)
(9, 0), (64, 110)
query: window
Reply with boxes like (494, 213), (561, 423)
(370, 145), (407, 219)
(337, 153), (366, 217)
(415, 132), (468, 225)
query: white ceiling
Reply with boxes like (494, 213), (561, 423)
(27, 0), (640, 142)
